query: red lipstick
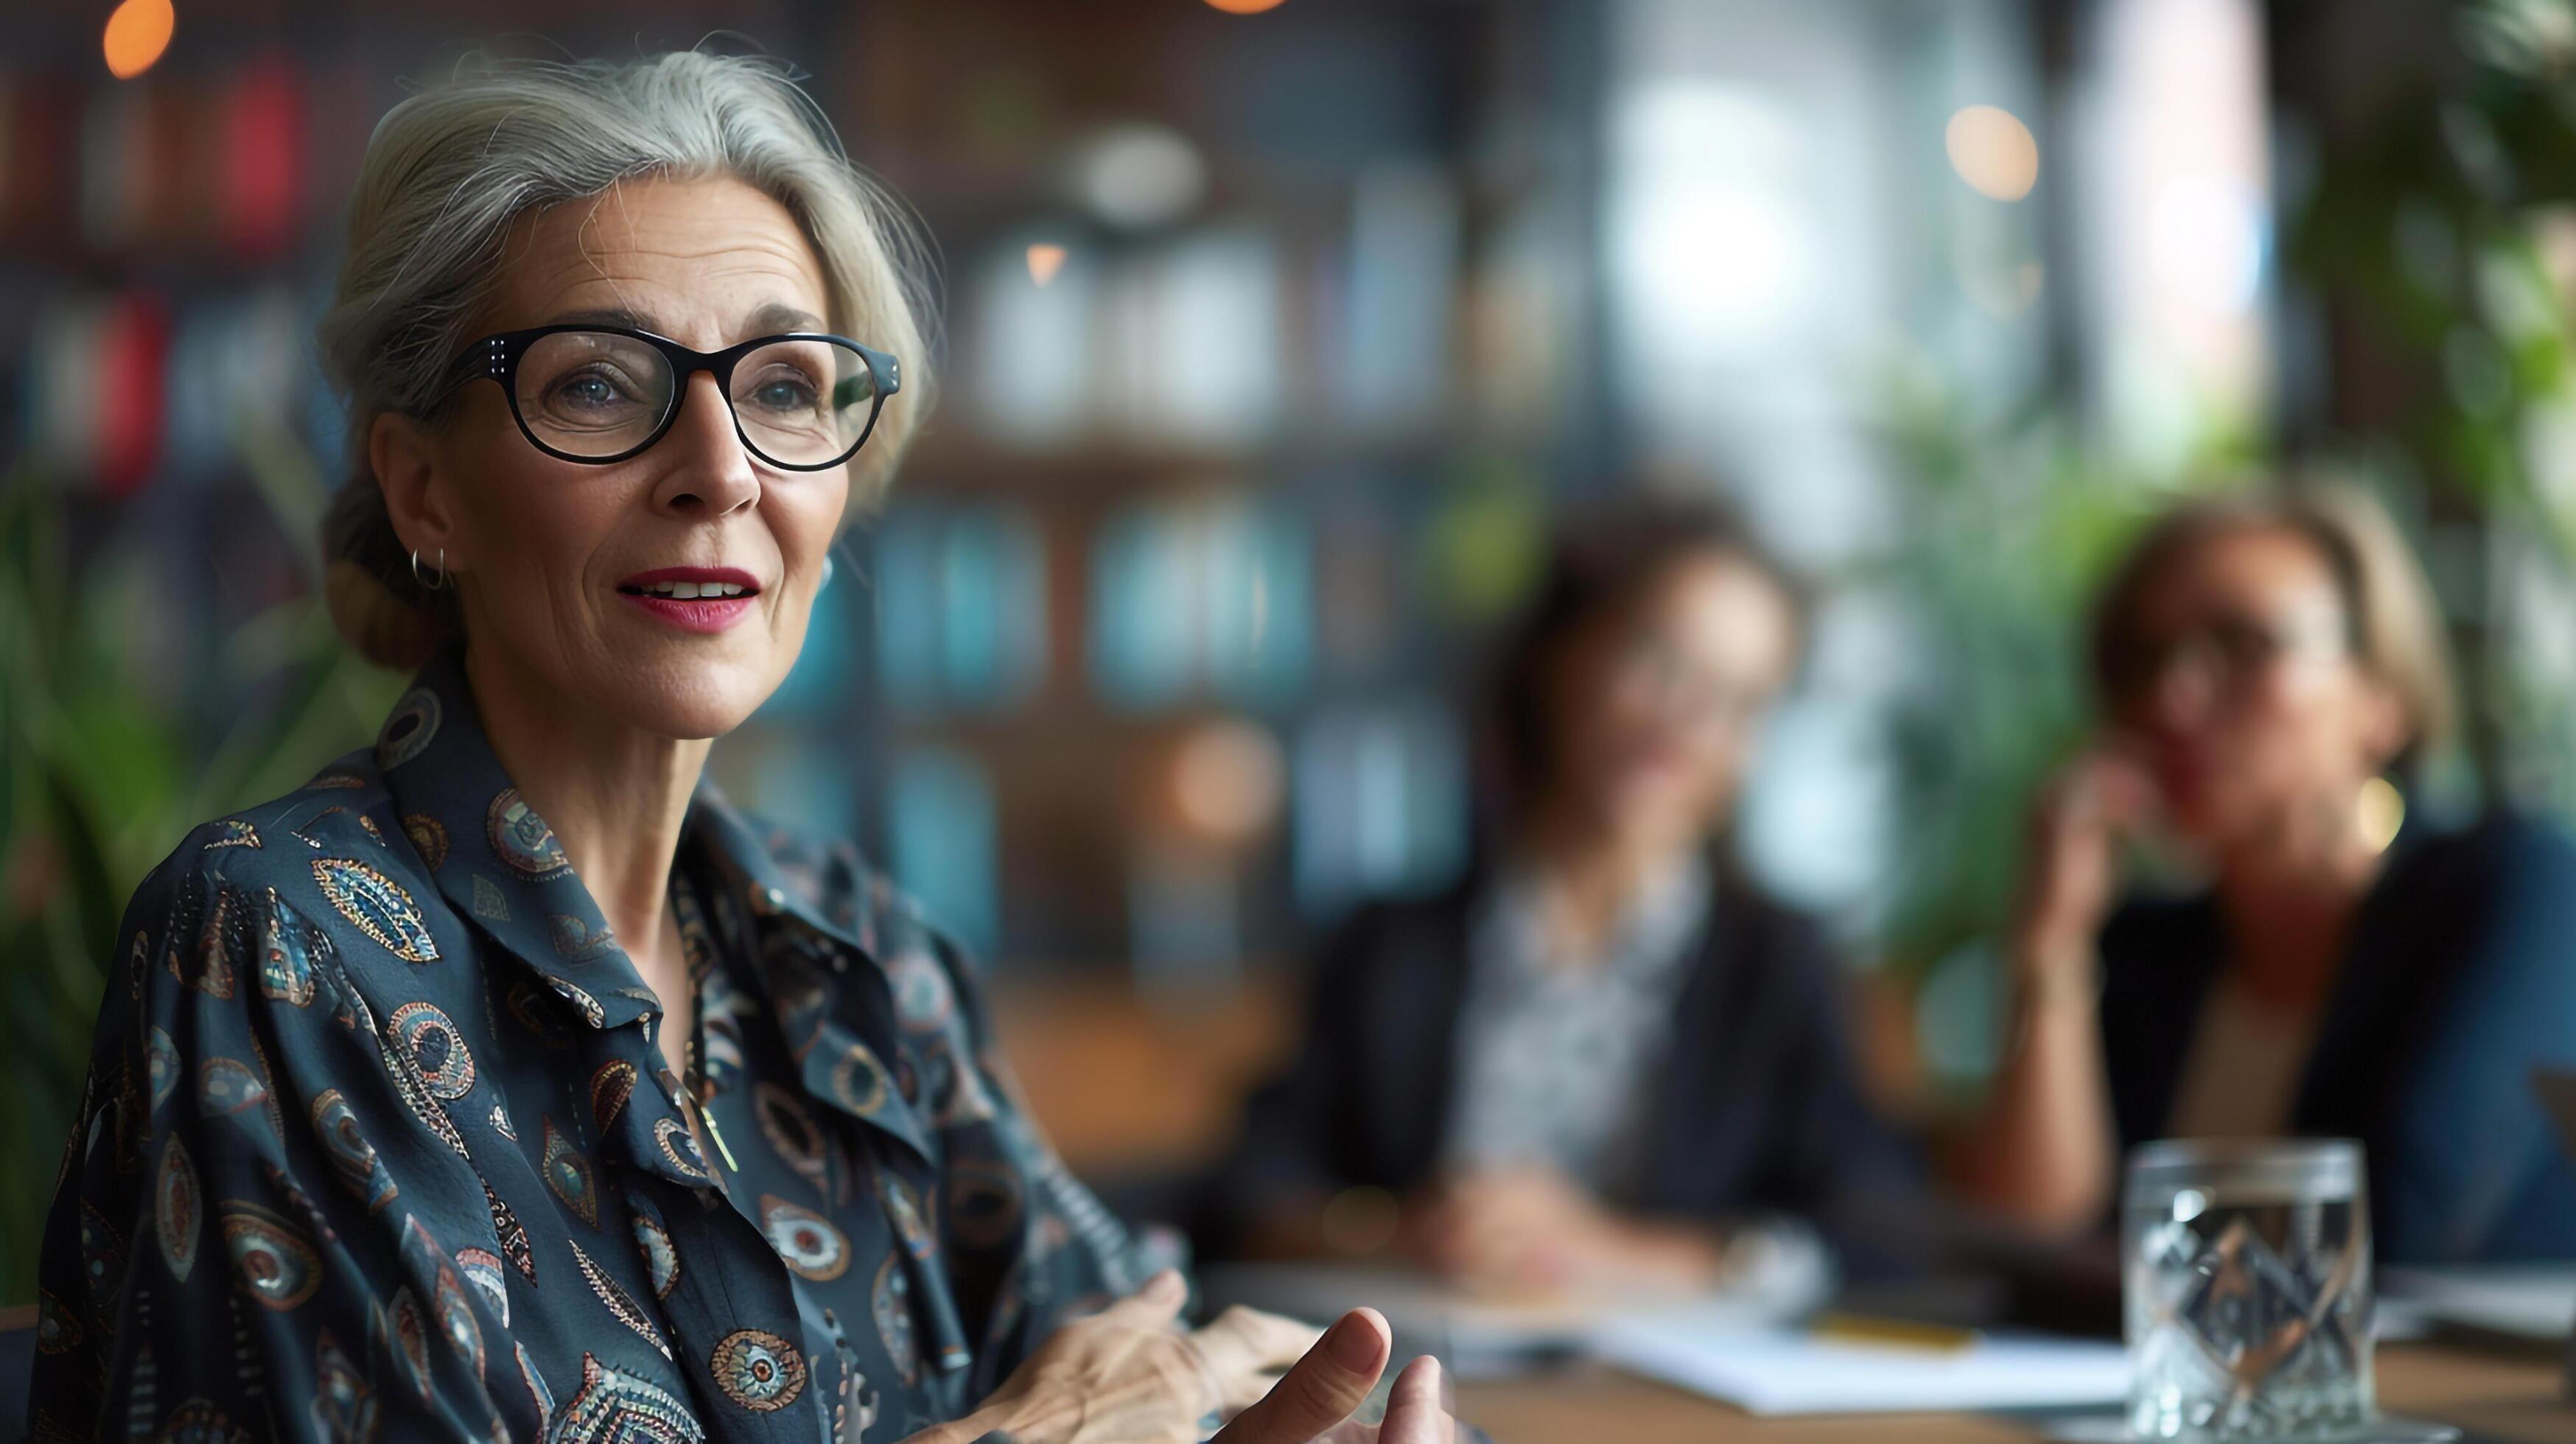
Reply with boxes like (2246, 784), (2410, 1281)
(615, 566), (762, 634)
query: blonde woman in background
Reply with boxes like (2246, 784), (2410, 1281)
(1961, 483), (2576, 1263)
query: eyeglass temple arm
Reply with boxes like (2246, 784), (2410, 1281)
(858, 343), (901, 399)
(428, 335), (514, 405)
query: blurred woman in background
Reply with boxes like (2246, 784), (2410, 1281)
(1960, 483), (2576, 1262)
(1214, 494), (1912, 1296)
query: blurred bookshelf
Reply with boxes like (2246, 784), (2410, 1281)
(780, 0), (1600, 991)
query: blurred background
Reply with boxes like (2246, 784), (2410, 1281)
(9, 0), (2576, 1308)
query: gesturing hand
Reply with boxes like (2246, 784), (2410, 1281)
(965, 1269), (1322, 1442)
(949, 1272), (1455, 1444)
(1215, 1311), (1455, 1444)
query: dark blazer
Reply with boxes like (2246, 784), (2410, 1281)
(2099, 812), (2576, 1264)
(1211, 865), (1917, 1263)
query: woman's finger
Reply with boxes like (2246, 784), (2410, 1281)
(1379, 1356), (1457, 1444)
(2090, 751), (2160, 828)
(1211, 1308), (1390, 1443)
(1192, 1305), (1326, 1408)
(1091, 1268), (1190, 1331)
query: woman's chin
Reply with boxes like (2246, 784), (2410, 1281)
(596, 662), (775, 742)
(1598, 802), (1712, 858)
(2159, 802), (2236, 858)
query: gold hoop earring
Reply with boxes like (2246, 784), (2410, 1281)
(2356, 775), (2405, 855)
(410, 547), (449, 592)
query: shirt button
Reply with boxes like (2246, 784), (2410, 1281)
(763, 886), (787, 907)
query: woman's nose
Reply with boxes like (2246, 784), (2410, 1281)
(650, 371), (761, 517)
(2147, 644), (2219, 730)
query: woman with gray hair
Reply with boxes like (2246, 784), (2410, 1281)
(28, 52), (1448, 1444)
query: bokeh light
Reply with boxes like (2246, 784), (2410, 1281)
(1071, 123), (1207, 229)
(102, 0), (175, 80)
(1024, 242), (1068, 286)
(1203, 0), (1289, 13)
(1944, 104), (2039, 202)
(1170, 718), (1287, 844)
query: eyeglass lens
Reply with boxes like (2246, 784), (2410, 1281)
(2113, 611), (2345, 700)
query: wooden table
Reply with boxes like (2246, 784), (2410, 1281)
(1456, 1346), (2576, 1443)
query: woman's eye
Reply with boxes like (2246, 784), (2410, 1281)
(548, 368), (643, 411)
(748, 375), (820, 412)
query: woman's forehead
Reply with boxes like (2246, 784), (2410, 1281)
(486, 175), (833, 344)
(2141, 524), (2341, 620)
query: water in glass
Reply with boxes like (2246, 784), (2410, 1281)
(2124, 1140), (2372, 1439)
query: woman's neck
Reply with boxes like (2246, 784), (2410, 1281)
(1516, 796), (1696, 967)
(2212, 793), (2391, 1012)
(463, 645), (707, 974)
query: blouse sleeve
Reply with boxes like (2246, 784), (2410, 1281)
(906, 919), (1175, 1395)
(28, 833), (508, 1443)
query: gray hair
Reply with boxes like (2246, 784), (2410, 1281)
(317, 50), (935, 669)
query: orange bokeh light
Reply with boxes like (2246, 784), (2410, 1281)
(1945, 104), (2040, 202)
(1026, 243), (1068, 286)
(1203, 0), (1289, 13)
(103, 0), (175, 80)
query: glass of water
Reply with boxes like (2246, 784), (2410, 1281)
(2121, 1139), (2449, 1443)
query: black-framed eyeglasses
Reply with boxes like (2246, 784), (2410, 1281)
(436, 324), (901, 472)
(2103, 609), (2350, 703)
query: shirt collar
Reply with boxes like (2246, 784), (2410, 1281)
(371, 646), (880, 1031)
(1477, 853), (1712, 989)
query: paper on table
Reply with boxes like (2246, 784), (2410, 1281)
(2381, 1264), (2576, 1341)
(1200, 1262), (1799, 1378)
(1594, 1305), (2131, 1417)
(1200, 1245), (1834, 1379)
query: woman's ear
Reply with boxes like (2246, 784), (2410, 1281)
(368, 410), (460, 567)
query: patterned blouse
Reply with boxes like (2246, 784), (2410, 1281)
(28, 648), (1155, 1443)
(1443, 858), (1710, 1199)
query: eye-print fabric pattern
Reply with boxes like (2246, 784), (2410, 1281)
(29, 648), (1158, 1443)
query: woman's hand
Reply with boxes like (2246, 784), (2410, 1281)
(1948, 748), (2148, 1231)
(1214, 1314), (1454, 1443)
(2015, 749), (2155, 985)
(955, 1269), (1317, 1443)
(1403, 1166), (1725, 1295)
(946, 1271), (1451, 1443)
